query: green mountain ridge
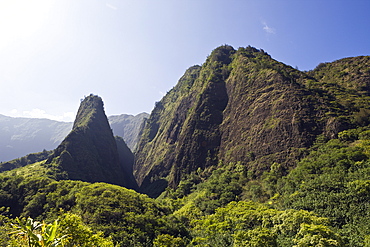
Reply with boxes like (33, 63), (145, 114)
(135, 45), (370, 197)
(0, 45), (370, 246)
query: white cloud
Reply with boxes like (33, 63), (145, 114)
(106, 3), (117, 10)
(10, 109), (18, 115)
(10, 108), (74, 122)
(62, 112), (75, 122)
(262, 21), (276, 34)
(23, 109), (47, 118)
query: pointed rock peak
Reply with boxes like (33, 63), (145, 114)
(46, 94), (138, 189)
(73, 94), (106, 129)
(208, 45), (236, 64)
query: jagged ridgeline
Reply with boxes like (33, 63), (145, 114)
(1, 45), (370, 246)
(46, 94), (138, 189)
(134, 45), (370, 196)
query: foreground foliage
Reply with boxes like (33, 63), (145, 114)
(10, 217), (66, 247)
(6, 214), (113, 246)
(0, 177), (188, 246)
(190, 201), (342, 247)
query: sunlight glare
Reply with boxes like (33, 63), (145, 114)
(0, 0), (54, 51)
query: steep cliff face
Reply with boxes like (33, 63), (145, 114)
(217, 47), (327, 176)
(115, 136), (138, 188)
(134, 46), (235, 193)
(46, 95), (137, 189)
(134, 64), (202, 193)
(134, 45), (364, 196)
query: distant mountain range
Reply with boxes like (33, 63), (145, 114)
(0, 112), (148, 162)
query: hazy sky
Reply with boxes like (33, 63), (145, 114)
(0, 0), (369, 122)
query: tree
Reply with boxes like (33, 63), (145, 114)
(153, 234), (186, 247)
(293, 224), (343, 247)
(9, 214), (114, 247)
(58, 212), (114, 247)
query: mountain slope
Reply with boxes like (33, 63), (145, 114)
(108, 112), (149, 151)
(307, 56), (370, 127)
(0, 114), (71, 162)
(134, 45), (368, 196)
(46, 95), (137, 189)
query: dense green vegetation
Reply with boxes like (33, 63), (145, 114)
(0, 176), (188, 246)
(4, 126), (367, 246)
(0, 150), (52, 173)
(276, 128), (370, 246)
(158, 126), (370, 246)
(0, 127), (364, 246)
(3, 135), (367, 246)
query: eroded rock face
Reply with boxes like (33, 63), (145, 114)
(135, 46), (370, 197)
(47, 95), (137, 189)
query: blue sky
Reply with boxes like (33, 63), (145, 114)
(0, 0), (369, 121)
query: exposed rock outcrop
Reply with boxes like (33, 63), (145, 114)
(46, 95), (138, 189)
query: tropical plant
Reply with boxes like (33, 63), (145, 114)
(10, 217), (67, 247)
